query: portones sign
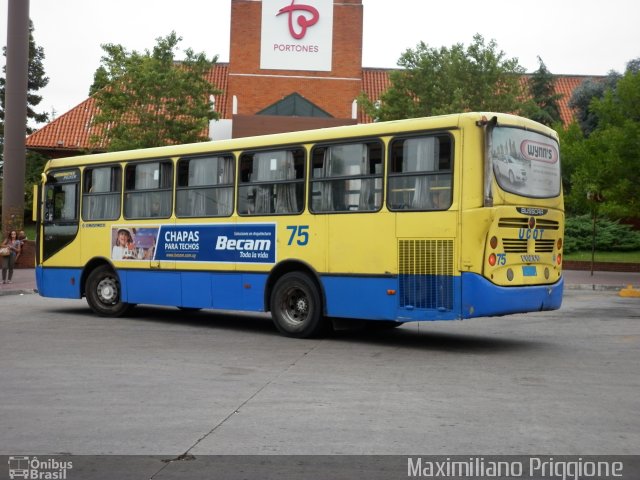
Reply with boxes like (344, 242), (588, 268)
(260, 0), (334, 71)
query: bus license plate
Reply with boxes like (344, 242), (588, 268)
(522, 266), (537, 277)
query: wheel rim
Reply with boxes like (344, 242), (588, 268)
(96, 276), (119, 305)
(279, 285), (310, 327)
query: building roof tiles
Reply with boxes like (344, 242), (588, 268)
(27, 63), (596, 155)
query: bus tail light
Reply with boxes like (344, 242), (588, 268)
(557, 254), (562, 265)
(490, 236), (498, 249)
(488, 253), (497, 266)
(557, 238), (563, 250)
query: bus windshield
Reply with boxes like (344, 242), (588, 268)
(490, 126), (560, 198)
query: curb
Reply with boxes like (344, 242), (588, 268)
(0, 289), (38, 297)
(564, 284), (626, 292)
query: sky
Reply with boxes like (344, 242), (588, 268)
(1, 0), (639, 122)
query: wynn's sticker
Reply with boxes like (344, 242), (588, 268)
(520, 140), (559, 164)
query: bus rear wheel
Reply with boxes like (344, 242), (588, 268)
(270, 272), (326, 338)
(85, 265), (133, 317)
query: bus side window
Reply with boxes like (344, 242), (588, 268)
(124, 161), (173, 219)
(237, 149), (305, 216)
(387, 135), (453, 211)
(82, 166), (121, 221)
(176, 155), (234, 218)
(310, 141), (383, 213)
(45, 183), (78, 222)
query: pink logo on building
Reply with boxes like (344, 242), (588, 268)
(277, 0), (320, 40)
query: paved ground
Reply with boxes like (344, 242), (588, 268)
(1, 290), (638, 455)
(2, 272), (639, 479)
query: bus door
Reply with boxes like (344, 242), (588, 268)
(39, 169), (81, 298)
(42, 169), (81, 263)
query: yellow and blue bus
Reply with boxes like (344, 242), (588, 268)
(35, 112), (564, 337)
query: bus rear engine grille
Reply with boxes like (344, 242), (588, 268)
(498, 218), (529, 228)
(398, 239), (454, 311)
(502, 238), (528, 253)
(498, 217), (560, 230)
(536, 219), (560, 230)
(535, 239), (555, 252)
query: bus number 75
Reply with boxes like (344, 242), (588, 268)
(286, 225), (309, 246)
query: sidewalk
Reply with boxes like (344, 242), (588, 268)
(1, 268), (639, 297)
(0, 268), (38, 296)
(563, 269), (640, 291)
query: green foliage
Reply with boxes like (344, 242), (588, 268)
(23, 151), (47, 214)
(359, 34), (527, 121)
(0, 20), (50, 162)
(568, 73), (619, 136)
(526, 57), (562, 126)
(90, 32), (221, 152)
(560, 59), (640, 219)
(0, 20), (49, 217)
(564, 215), (640, 253)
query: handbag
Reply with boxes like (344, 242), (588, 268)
(0, 246), (10, 256)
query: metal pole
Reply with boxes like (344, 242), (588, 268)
(591, 203), (597, 277)
(1, 0), (30, 234)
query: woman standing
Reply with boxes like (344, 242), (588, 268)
(1, 230), (21, 284)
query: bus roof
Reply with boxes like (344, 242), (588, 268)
(44, 112), (557, 170)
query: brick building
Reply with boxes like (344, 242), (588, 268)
(26, 0), (593, 158)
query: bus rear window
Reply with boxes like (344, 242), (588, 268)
(490, 127), (560, 198)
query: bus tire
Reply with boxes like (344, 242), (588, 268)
(270, 272), (326, 338)
(85, 265), (133, 317)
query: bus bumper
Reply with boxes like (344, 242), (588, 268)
(461, 272), (563, 318)
(36, 266), (82, 299)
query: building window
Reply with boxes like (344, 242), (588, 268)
(237, 148), (305, 215)
(176, 155), (234, 217)
(82, 166), (121, 220)
(124, 161), (173, 219)
(387, 135), (453, 211)
(310, 141), (383, 213)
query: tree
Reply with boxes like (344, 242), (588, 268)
(359, 34), (527, 121)
(0, 20), (49, 159)
(90, 32), (221, 152)
(526, 57), (562, 126)
(560, 59), (640, 219)
(568, 72), (619, 136)
(0, 20), (49, 216)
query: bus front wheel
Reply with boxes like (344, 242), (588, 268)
(85, 265), (133, 317)
(270, 272), (326, 338)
